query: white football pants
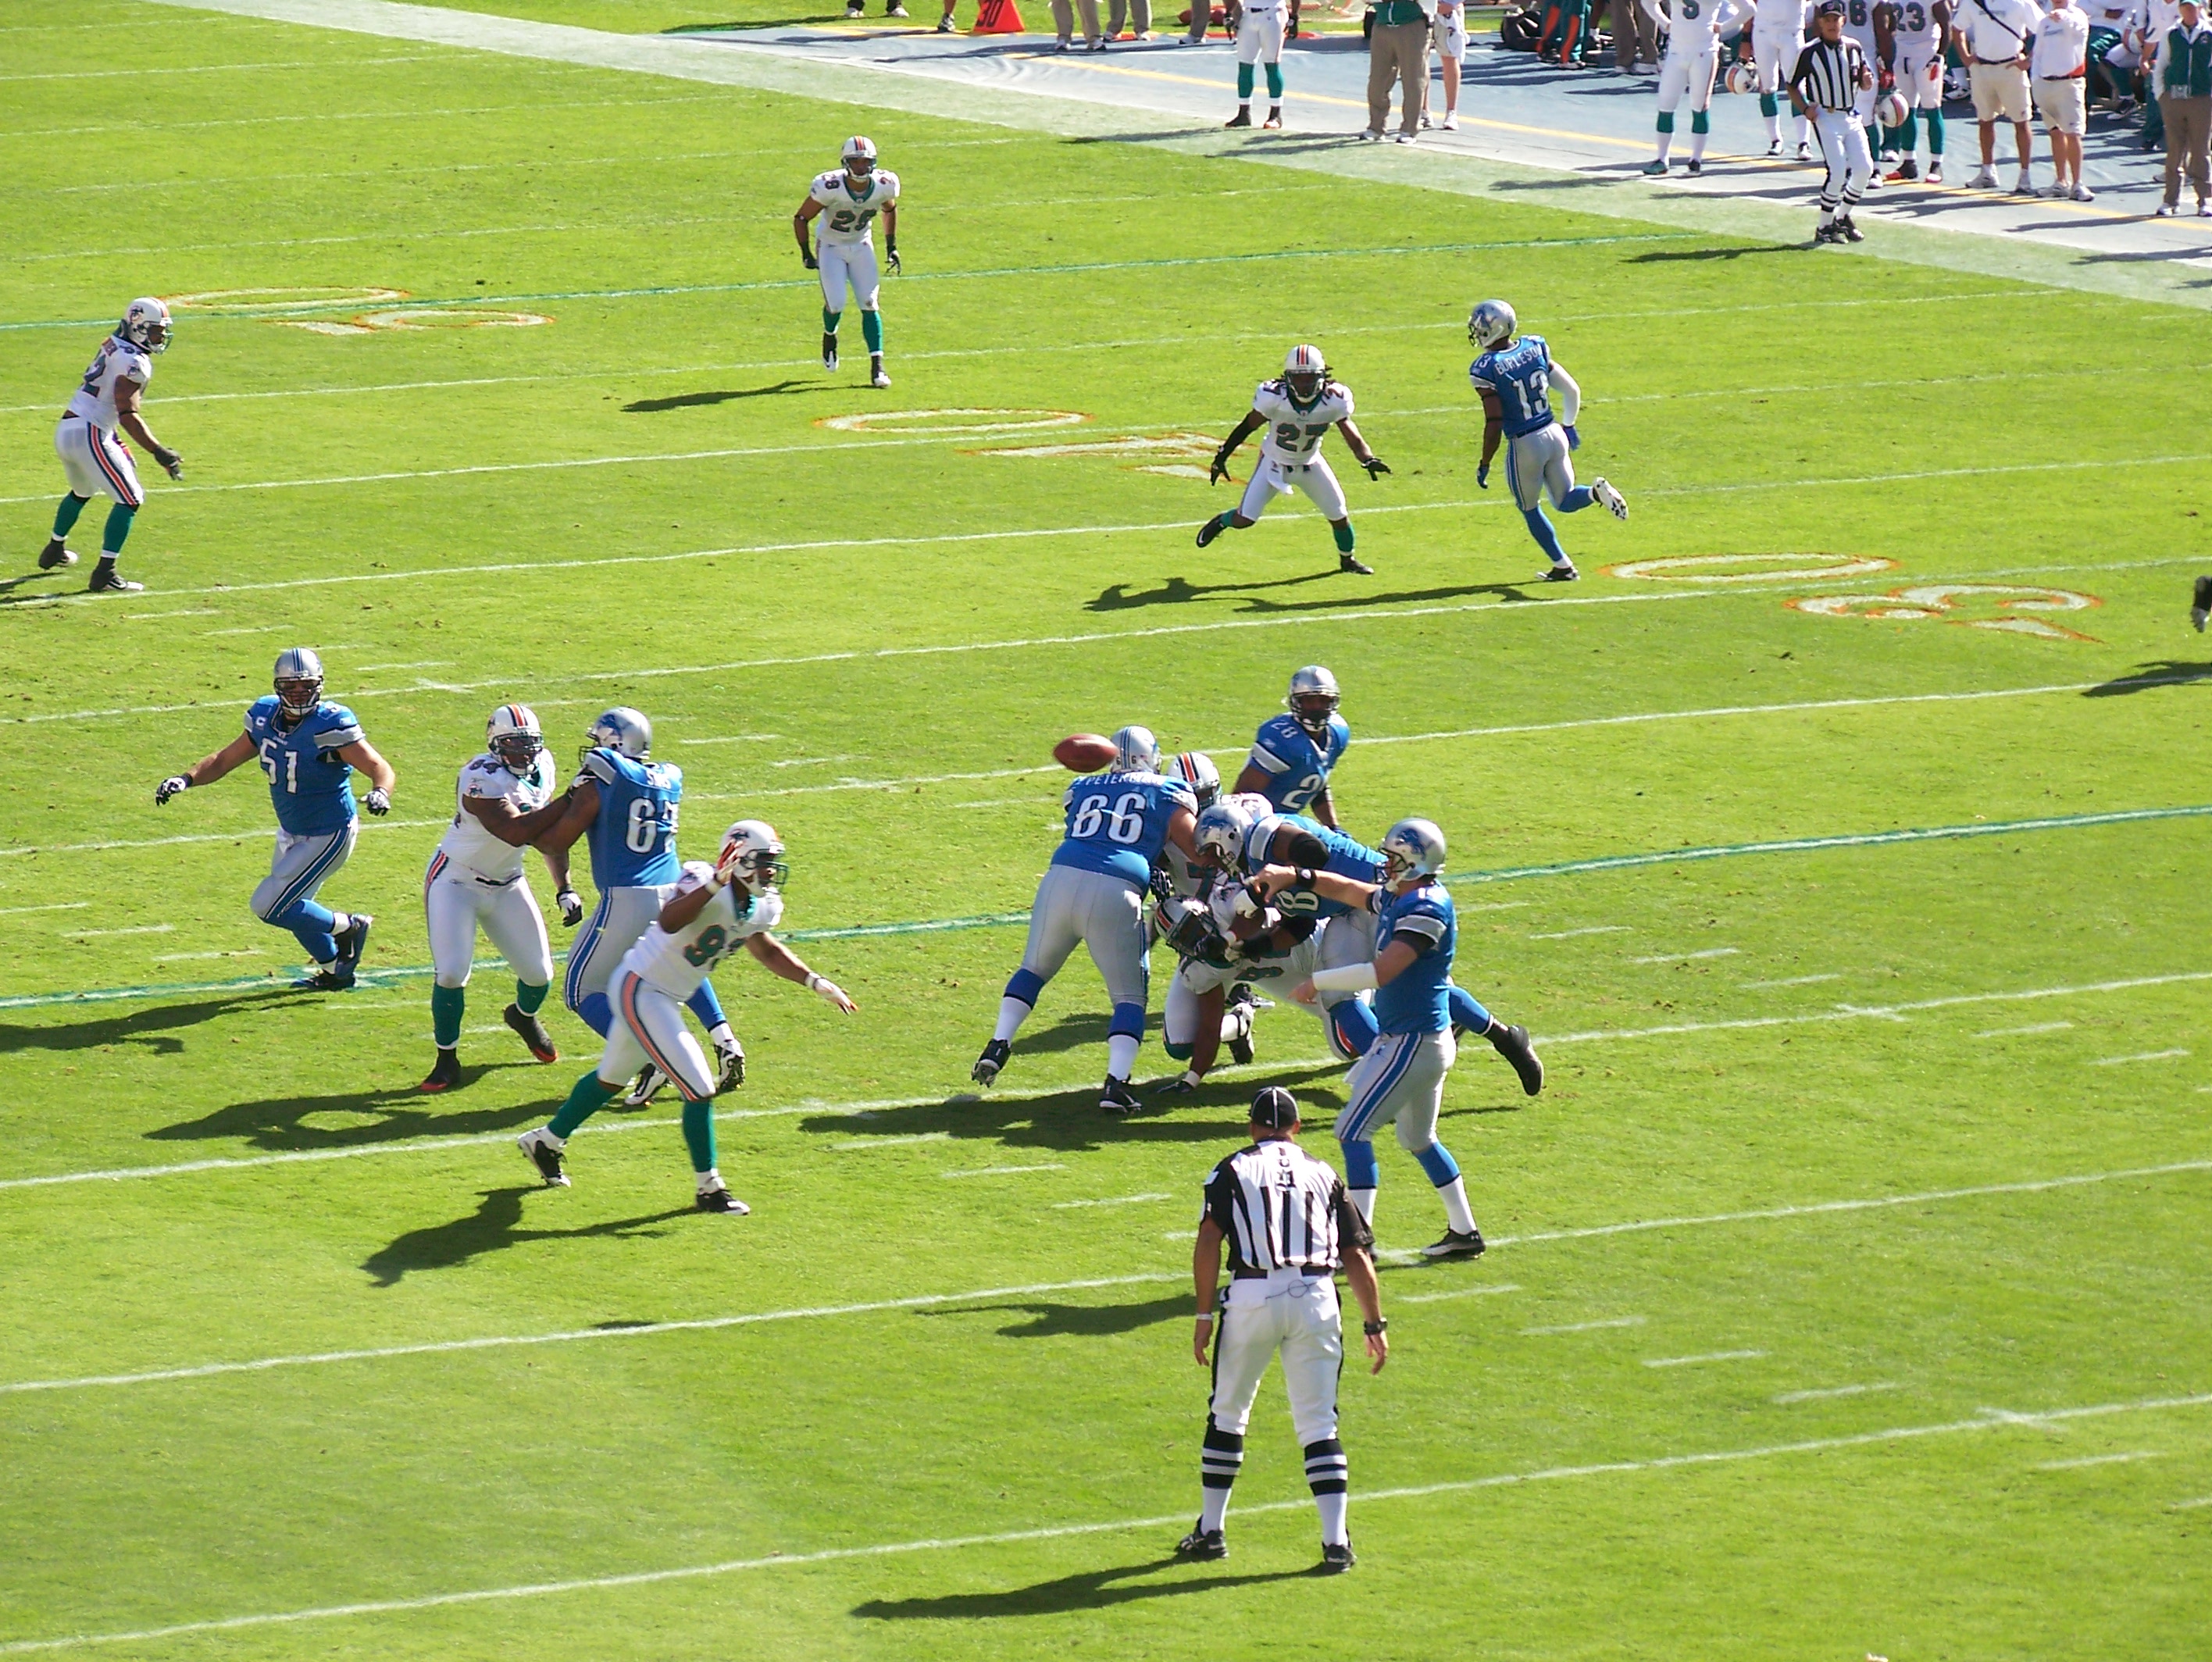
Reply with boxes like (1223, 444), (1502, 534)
(1657, 43), (1719, 112)
(1210, 1272), (1344, 1445)
(1239, 453), (1347, 522)
(818, 241), (881, 312)
(1019, 864), (1151, 1009)
(54, 417), (142, 508)
(1164, 930), (1322, 1049)
(1896, 45), (1943, 107)
(424, 857), (552, 990)
(596, 967), (717, 1101)
(1236, 2), (1283, 60)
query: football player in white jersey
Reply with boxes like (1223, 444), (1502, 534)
(795, 136), (901, 390)
(1750, 0), (1816, 154)
(419, 704), (564, 1094)
(518, 821), (856, 1213)
(40, 299), (184, 594)
(1197, 346), (1390, 578)
(1883, 0), (1952, 177)
(1154, 877), (1322, 1093)
(1226, 0), (1287, 127)
(1642, 0), (1750, 173)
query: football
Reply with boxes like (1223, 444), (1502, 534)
(1053, 733), (1118, 772)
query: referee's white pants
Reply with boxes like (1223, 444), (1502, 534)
(1209, 1272), (1343, 1445)
(595, 967), (717, 1101)
(424, 856), (552, 990)
(54, 417), (143, 508)
(1657, 44), (1718, 113)
(1018, 865), (1151, 1010)
(1813, 109), (1874, 210)
(818, 241), (880, 313)
(1336, 1027), (1456, 1153)
(1236, 4), (1283, 60)
(1239, 454), (1347, 523)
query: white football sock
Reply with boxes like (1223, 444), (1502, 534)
(1439, 1176), (1477, 1235)
(708, 1021), (739, 1053)
(1315, 1491), (1349, 1546)
(1107, 1033), (1140, 1080)
(696, 1166), (721, 1194)
(992, 997), (1032, 1044)
(1347, 1187), (1376, 1224)
(328, 911), (351, 936)
(1200, 1485), (1232, 1532)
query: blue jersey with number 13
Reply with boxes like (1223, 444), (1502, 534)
(1470, 333), (1558, 440)
(580, 748), (683, 889)
(1051, 770), (1197, 890)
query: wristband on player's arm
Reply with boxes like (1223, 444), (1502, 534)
(1364, 1318), (1387, 1336)
(1308, 962), (1379, 995)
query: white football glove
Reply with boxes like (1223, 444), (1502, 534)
(805, 973), (856, 1013)
(155, 776), (190, 805)
(364, 787), (391, 816)
(556, 887), (585, 927)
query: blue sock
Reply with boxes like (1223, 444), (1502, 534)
(52, 494), (87, 538)
(1557, 486), (1595, 514)
(1447, 985), (1492, 1035)
(1413, 1140), (1462, 1187)
(687, 981), (725, 1031)
(271, 897), (338, 963)
(1523, 508), (1570, 565)
(1329, 999), (1379, 1060)
(578, 990), (613, 1039)
(1339, 1137), (1380, 1190)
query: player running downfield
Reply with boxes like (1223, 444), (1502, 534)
(40, 298), (184, 594)
(1468, 298), (1629, 583)
(519, 822), (855, 1214)
(418, 704), (563, 1094)
(796, 136), (900, 389)
(973, 726), (1200, 1115)
(1233, 665), (1349, 826)
(154, 648), (394, 990)
(1643, 0), (1750, 173)
(1198, 346), (1390, 578)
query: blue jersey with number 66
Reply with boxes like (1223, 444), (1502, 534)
(1470, 333), (1558, 440)
(1051, 770), (1197, 890)
(580, 748), (683, 889)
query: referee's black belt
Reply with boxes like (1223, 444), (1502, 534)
(1233, 1265), (1331, 1280)
(1973, 55), (2021, 63)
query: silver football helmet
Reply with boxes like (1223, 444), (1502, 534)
(272, 647), (323, 716)
(1468, 298), (1516, 351)
(486, 703), (542, 773)
(717, 819), (787, 896)
(1285, 665), (1340, 737)
(585, 707), (651, 760)
(1193, 798), (1258, 873)
(1112, 725), (1161, 774)
(1380, 817), (1448, 882)
(1168, 750), (1221, 810)
(120, 297), (171, 355)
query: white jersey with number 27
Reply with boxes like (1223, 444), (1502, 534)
(1252, 377), (1354, 466)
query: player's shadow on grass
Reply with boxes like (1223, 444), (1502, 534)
(913, 1291), (1188, 1339)
(1088, 571), (1338, 611)
(854, 1559), (1312, 1618)
(2082, 661), (2212, 697)
(362, 1186), (690, 1286)
(1629, 243), (1806, 262)
(623, 381), (811, 412)
(1234, 579), (1539, 614)
(0, 988), (293, 1057)
(147, 1076), (555, 1152)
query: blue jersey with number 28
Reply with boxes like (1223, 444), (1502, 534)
(1470, 333), (1557, 440)
(580, 748), (683, 890)
(1245, 713), (1351, 815)
(1051, 770), (1197, 890)
(244, 695), (362, 837)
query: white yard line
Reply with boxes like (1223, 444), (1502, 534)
(0, 902), (90, 918)
(2035, 1450), (2162, 1471)
(1522, 1315), (1647, 1335)
(1645, 1350), (1767, 1368)
(1050, 1193), (1172, 1210)
(826, 1131), (952, 1150)
(1977, 1022), (2075, 1039)
(2170, 1495), (2212, 1510)
(940, 1164), (1066, 1179)
(2089, 1049), (2189, 1066)
(1742, 974), (1843, 989)
(1773, 1382), (1903, 1404)
(1629, 947), (1739, 964)
(60, 924), (174, 939)
(3, 1387), (2203, 1655)
(1529, 926), (1629, 940)
(1398, 1284), (1522, 1304)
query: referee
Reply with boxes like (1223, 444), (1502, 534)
(1177, 1086), (1386, 1574)
(1790, 0), (1878, 242)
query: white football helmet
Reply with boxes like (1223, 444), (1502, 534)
(1194, 799), (1258, 872)
(1380, 817), (1447, 882)
(1286, 665), (1340, 737)
(585, 707), (651, 760)
(1874, 89), (1907, 129)
(1468, 298), (1516, 351)
(272, 647), (323, 716)
(1283, 343), (1327, 404)
(120, 297), (171, 355)
(486, 703), (542, 772)
(717, 819), (787, 895)
(1725, 62), (1759, 95)
(1168, 751), (1220, 810)
(841, 134), (878, 177)
(1112, 725), (1161, 774)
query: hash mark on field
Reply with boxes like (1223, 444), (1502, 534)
(2036, 1450), (2161, 1471)
(940, 1164), (1066, 1179)
(1774, 1382), (1903, 1404)
(0, 902), (90, 917)
(120, 608), (219, 621)
(1523, 1316), (1647, 1335)
(352, 660), (451, 672)
(1530, 926), (1629, 940)
(1051, 1193), (1172, 1210)
(829, 1132), (951, 1150)
(1629, 947), (1741, 965)
(1976, 1022), (2075, 1038)
(2090, 1049), (2189, 1066)
(1743, 974), (1842, 989)
(152, 950), (266, 963)
(63, 924), (174, 939)
(674, 734), (780, 745)
(1400, 1284), (1522, 1304)
(2171, 1495), (2212, 1510)
(949, 797), (1054, 810)
(769, 755), (861, 769)
(1460, 901), (1531, 913)
(1645, 1350), (1767, 1368)
(200, 625), (282, 637)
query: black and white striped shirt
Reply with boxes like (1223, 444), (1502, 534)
(1789, 34), (1869, 109)
(1203, 1138), (1373, 1275)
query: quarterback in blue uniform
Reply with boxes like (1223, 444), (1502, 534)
(155, 647), (394, 990)
(1467, 298), (1628, 584)
(974, 725), (1200, 1115)
(1233, 665), (1349, 827)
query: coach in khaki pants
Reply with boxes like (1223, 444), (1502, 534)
(2159, 0), (2212, 213)
(1365, 0), (1435, 138)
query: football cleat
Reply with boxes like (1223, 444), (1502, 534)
(1686, 157), (1702, 176)
(937, 10), (954, 23)
(1227, 987), (1258, 1066)
(1263, 107), (1283, 128)
(1099, 1075), (1142, 1116)
(621, 1064), (668, 1107)
(822, 335), (839, 373)
(972, 1038), (1010, 1086)
(1318, 1540), (1357, 1574)
(1593, 477), (1628, 520)
(504, 1003), (558, 1063)
(870, 362), (892, 389)
(419, 1048), (461, 1093)
(1925, 162), (1943, 183)
(1796, 140), (1811, 161)
(1175, 1525), (1228, 1560)
(1765, 138), (1782, 157)
(1887, 157), (1919, 181)
(2192, 575), (2211, 632)
(518, 1127), (570, 1186)
(1422, 1227), (1488, 1260)
(1539, 562), (1581, 582)
(1489, 1022), (1544, 1096)
(695, 1182), (751, 1214)
(37, 540), (77, 570)
(715, 1043), (746, 1091)
(1338, 551), (1374, 576)
(87, 568), (144, 594)
(1642, 158), (1668, 175)
(1225, 107), (1252, 127)
(334, 913), (373, 972)
(1195, 515), (1226, 549)
(846, 0), (864, 13)
(294, 958), (356, 991)
(1839, 215), (1865, 242)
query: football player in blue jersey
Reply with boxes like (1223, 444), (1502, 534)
(1467, 298), (1629, 585)
(1254, 819), (1544, 1258)
(155, 648), (394, 990)
(1233, 665), (1348, 828)
(974, 725), (1201, 1115)
(519, 707), (743, 1098)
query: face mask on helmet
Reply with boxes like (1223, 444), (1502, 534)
(1154, 897), (1228, 963)
(274, 677), (321, 716)
(491, 729), (542, 771)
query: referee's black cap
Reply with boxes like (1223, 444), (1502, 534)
(1250, 1086), (1300, 1130)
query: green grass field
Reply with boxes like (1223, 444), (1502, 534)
(3, 2), (2210, 1657)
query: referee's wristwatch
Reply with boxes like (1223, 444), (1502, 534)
(1363, 1318), (1388, 1336)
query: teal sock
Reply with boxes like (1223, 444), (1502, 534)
(1333, 522), (1355, 555)
(682, 1097), (717, 1173)
(1209, 511), (1236, 537)
(1759, 91), (1778, 116)
(516, 979), (548, 1015)
(1925, 109), (1944, 154)
(431, 983), (466, 1049)
(1689, 109), (1708, 134)
(1265, 62), (1282, 98)
(1238, 61), (1254, 98)
(1898, 111), (1917, 152)
(1657, 110), (1675, 132)
(861, 309), (883, 353)
(822, 307), (842, 335)
(52, 494), (87, 538)
(548, 1070), (618, 1139)
(101, 502), (134, 555)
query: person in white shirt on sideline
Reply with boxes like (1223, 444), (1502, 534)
(2032, 0), (2095, 198)
(1955, 0), (2042, 191)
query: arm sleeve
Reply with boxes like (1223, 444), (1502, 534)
(1203, 1162), (1239, 1235)
(1333, 1180), (1375, 1251)
(673, 861), (717, 897)
(1281, 829), (1332, 868)
(1549, 362), (1582, 428)
(580, 750), (621, 787)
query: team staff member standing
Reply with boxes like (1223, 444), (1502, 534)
(1177, 1086), (1386, 1573)
(2032, 0), (2094, 199)
(1790, 0), (1878, 243)
(1365, 0), (1434, 140)
(1955, 0), (2040, 191)
(2157, 0), (2212, 216)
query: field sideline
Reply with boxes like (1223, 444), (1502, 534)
(2, 1), (2208, 1657)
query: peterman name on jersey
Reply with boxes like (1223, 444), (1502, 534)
(809, 169), (900, 246)
(1372, 879), (1457, 1035)
(66, 333), (152, 432)
(437, 750), (558, 883)
(581, 748), (683, 890)
(1470, 335), (1558, 440)
(622, 862), (783, 1001)
(1245, 712), (1350, 815)
(1252, 378), (1353, 466)
(1052, 769), (1197, 890)
(244, 697), (363, 838)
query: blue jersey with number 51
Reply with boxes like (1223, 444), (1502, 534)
(580, 748), (683, 889)
(1051, 770), (1197, 890)
(1470, 333), (1557, 440)
(244, 695), (362, 837)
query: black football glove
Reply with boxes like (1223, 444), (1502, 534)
(152, 445), (184, 480)
(886, 242), (901, 275)
(801, 248), (819, 270)
(1209, 444), (1236, 485)
(1153, 1070), (1203, 1099)
(155, 775), (189, 805)
(557, 887), (585, 927)
(364, 787), (391, 816)
(1362, 455), (1391, 479)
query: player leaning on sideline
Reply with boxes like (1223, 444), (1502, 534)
(972, 725), (1199, 1115)
(1468, 298), (1628, 583)
(39, 298), (184, 594)
(1198, 345), (1387, 577)
(796, 136), (900, 390)
(1233, 665), (1347, 827)
(519, 822), (855, 1213)
(1177, 1086), (1385, 1573)
(1792, 0), (1880, 241)
(1750, 0), (1815, 155)
(418, 704), (564, 1094)
(155, 649), (391, 990)
(1226, 0), (1287, 127)
(1643, 0), (1750, 174)
(1253, 819), (1544, 1258)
